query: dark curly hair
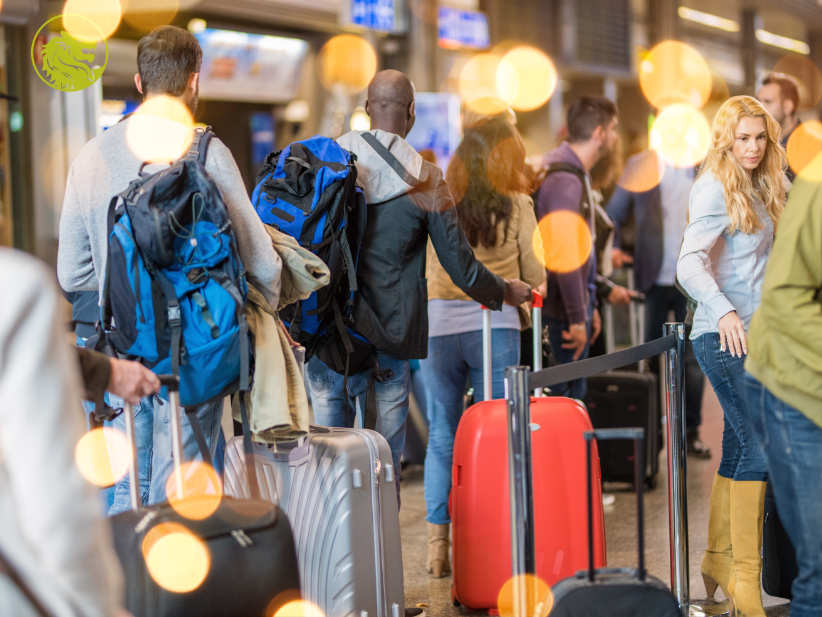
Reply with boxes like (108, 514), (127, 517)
(446, 119), (528, 248)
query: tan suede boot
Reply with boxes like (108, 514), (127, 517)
(728, 481), (767, 617)
(427, 523), (451, 578)
(701, 474), (733, 601)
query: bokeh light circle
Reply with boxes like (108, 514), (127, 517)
(317, 35), (377, 95)
(166, 461), (223, 520)
(143, 522), (210, 593)
(272, 600), (325, 617)
(63, 0), (123, 42)
(126, 95), (194, 163)
(639, 41), (712, 109)
(617, 149), (665, 193)
(497, 573), (553, 617)
(459, 53), (506, 113)
(772, 54), (822, 111)
(786, 120), (822, 182)
(533, 211), (593, 273)
(496, 46), (557, 111)
(75, 427), (130, 487)
(122, 0), (179, 32)
(650, 103), (711, 168)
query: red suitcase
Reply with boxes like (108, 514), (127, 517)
(449, 296), (607, 612)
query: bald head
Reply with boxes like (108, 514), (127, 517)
(365, 70), (416, 138)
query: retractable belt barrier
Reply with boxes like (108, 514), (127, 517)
(505, 323), (693, 616)
(528, 333), (677, 391)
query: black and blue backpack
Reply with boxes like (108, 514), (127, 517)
(99, 128), (249, 416)
(251, 136), (390, 427)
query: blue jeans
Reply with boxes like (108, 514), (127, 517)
(545, 304), (593, 400)
(692, 334), (767, 481)
(306, 353), (410, 508)
(745, 374), (822, 617)
(418, 329), (520, 525)
(107, 393), (223, 515)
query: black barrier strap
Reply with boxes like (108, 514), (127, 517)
(529, 333), (677, 391)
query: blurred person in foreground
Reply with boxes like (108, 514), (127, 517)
(309, 70), (531, 507)
(56, 25), (282, 515)
(535, 96), (619, 399)
(0, 249), (125, 617)
(419, 118), (545, 577)
(606, 148), (710, 458)
(677, 95), (788, 617)
(744, 142), (822, 617)
(757, 73), (801, 182)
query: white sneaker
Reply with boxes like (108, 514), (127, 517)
(602, 493), (616, 507)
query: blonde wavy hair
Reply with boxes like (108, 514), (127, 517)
(698, 95), (787, 234)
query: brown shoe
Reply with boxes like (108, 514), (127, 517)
(427, 523), (451, 578)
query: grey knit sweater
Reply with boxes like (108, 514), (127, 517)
(57, 116), (282, 306)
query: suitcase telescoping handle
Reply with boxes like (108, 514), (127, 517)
(531, 291), (543, 397)
(481, 290), (543, 401)
(584, 428), (646, 582)
(124, 375), (183, 511)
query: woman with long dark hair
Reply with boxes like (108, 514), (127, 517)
(420, 118), (545, 578)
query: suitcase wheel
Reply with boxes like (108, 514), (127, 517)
(451, 586), (460, 607)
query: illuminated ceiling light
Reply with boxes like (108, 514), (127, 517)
(187, 18), (207, 34)
(677, 7), (740, 32)
(756, 30), (810, 55)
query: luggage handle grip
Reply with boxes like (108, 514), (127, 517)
(584, 428), (646, 583)
(157, 374), (180, 392)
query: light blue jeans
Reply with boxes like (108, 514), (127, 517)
(418, 329), (520, 525)
(306, 352), (410, 508)
(746, 373), (822, 617)
(107, 393), (223, 515)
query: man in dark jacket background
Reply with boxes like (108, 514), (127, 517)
(307, 70), (532, 506)
(607, 150), (710, 458)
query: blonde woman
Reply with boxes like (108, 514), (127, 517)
(677, 95), (787, 617)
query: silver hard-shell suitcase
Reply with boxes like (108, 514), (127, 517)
(223, 426), (404, 617)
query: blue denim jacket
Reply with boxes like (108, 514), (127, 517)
(677, 171), (774, 340)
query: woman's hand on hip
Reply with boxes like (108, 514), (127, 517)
(717, 311), (747, 357)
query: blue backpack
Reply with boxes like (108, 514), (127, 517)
(252, 136), (390, 427)
(100, 127), (249, 410)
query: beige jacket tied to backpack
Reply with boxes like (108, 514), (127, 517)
(232, 227), (330, 442)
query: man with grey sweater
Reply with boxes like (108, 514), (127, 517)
(57, 26), (281, 514)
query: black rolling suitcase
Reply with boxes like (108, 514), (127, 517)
(586, 284), (660, 488)
(584, 372), (659, 487)
(762, 479), (799, 599)
(110, 376), (301, 617)
(549, 428), (680, 617)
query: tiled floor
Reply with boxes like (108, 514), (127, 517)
(399, 379), (792, 616)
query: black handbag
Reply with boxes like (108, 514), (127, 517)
(549, 428), (681, 617)
(110, 376), (301, 617)
(762, 479), (798, 599)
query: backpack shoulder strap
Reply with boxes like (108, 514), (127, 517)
(542, 161), (593, 219)
(185, 126), (213, 164)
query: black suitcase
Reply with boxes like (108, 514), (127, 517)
(762, 479), (798, 599)
(110, 376), (301, 617)
(584, 371), (659, 488)
(549, 428), (680, 617)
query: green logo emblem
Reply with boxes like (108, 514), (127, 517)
(31, 15), (108, 92)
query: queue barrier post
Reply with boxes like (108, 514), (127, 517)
(663, 323), (690, 612)
(506, 365), (536, 616)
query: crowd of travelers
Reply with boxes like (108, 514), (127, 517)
(0, 23), (819, 617)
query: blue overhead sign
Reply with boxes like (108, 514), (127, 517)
(438, 7), (489, 50)
(351, 0), (396, 32)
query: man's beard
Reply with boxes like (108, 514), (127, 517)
(184, 89), (199, 115)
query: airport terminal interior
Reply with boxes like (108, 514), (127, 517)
(1, 0), (822, 616)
